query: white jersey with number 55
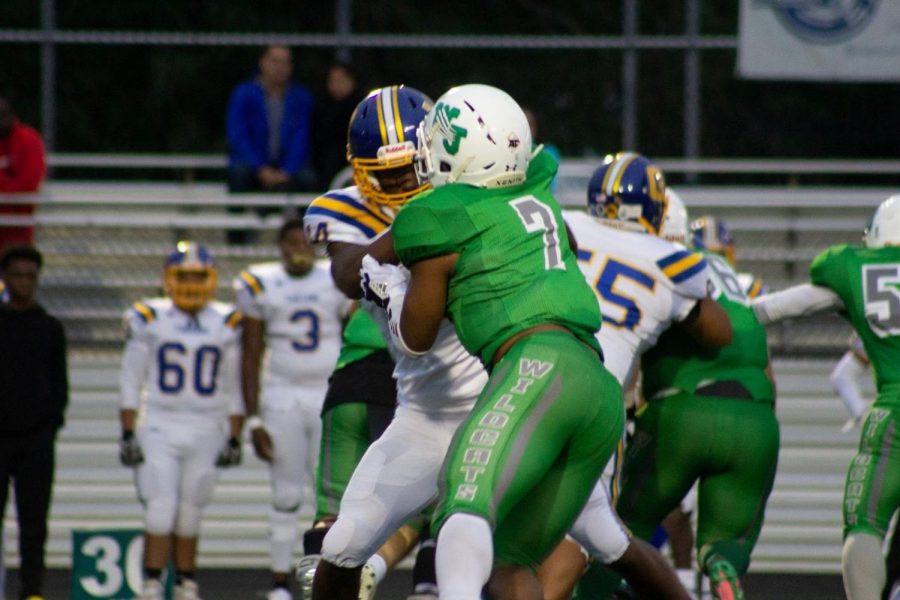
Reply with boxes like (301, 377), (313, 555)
(564, 210), (710, 386)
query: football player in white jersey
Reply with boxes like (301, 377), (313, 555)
(118, 242), (244, 600)
(537, 154), (731, 600)
(303, 85), (488, 600)
(234, 217), (352, 600)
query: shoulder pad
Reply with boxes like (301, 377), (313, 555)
(656, 249), (707, 283)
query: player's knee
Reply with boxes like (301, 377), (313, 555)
(144, 498), (177, 535)
(174, 501), (202, 537)
(272, 484), (303, 513)
(320, 516), (371, 567)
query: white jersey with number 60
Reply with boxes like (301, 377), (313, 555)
(119, 298), (243, 423)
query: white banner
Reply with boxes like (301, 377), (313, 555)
(738, 0), (900, 81)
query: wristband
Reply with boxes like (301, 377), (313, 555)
(246, 415), (264, 431)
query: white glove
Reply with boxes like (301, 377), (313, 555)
(841, 415), (864, 433)
(359, 255), (409, 309)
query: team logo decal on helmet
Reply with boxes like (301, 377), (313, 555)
(347, 85), (433, 207)
(164, 241), (218, 312)
(586, 152), (667, 235)
(415, 84), (533, 190)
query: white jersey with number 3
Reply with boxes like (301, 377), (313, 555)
(234, 261), (351, 401)
(304, 186), (487, 414)
(564, 210), (710, 386)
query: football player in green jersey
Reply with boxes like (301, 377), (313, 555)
(753, 194), (900, 600)
(361, 83), (624, 600)
(616, 196), (780, 600)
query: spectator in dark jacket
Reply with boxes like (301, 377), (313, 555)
(311, 62), (364, 190)
(0, 245), (67, 600)
(0, 97), (47, 253)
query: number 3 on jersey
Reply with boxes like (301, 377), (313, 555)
(291, 309), (320, 351)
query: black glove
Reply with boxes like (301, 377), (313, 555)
(119, 431), (144, 467)
(216, 436), (242, 467)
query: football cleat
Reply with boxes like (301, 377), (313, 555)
(706, 555), (744, 600)
(294, 554), (321, 599)
(358, 563), (378, 600)
(415, 84), (533, 190)
(587, 152), (667, 235)
(348, 85), (433, 207)
(266, 588), (293, 600)
(173, 578), (202, 600)
(163, 241), (217, 312)
(139, 579), (165, 600)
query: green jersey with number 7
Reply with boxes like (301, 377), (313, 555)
(392, 148), (602, 364)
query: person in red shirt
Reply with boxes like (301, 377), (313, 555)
(0, 97), (47, 252)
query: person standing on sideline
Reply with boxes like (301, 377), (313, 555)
(0, 245), (68, 600)
(0, 98), (47, 252)
(118, 242), (244, 600)
(234, 218), (351, 600)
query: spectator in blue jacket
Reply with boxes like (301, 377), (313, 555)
(226, 45), (317, 194)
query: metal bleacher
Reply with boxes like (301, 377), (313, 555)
(0, 157), (894, 573)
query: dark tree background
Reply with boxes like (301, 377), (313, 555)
(0, 1), (897, 173)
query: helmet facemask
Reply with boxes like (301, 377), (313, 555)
(351, 140), (430, 207)
(164, 265), (217, 312)
(163, 241), (217, 312)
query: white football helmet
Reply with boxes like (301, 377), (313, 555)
(660, 186), (689, 244)
(415, 84), (533, 189)
(864, 194), (900, 248)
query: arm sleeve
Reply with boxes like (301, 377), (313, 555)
(119, 316), (151, 410)
(830, 351), (869, 419)
(233, 273), (265, 319)
(752, 283), (844, 325)
(225, 84), (266, 170)
(0, 128), (46, 192)
(393, 200), (456, 266)
(221, 333), (244, 416)
(280, 86), (314, 174)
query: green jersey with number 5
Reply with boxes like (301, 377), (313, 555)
(392, 149), (601, 363)
(641, 251), (774, 404)
(811, 244), (900, 400)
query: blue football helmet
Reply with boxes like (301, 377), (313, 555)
(163, 241), (217, 312)
(586, 152), (667, 235)
(347, 85), (433, 207)
(691, 216), (736, 266)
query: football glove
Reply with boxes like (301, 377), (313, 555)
(216, 436), (242, 467)
(360, 254), (409, 309)
(119, 431), (144, 467)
